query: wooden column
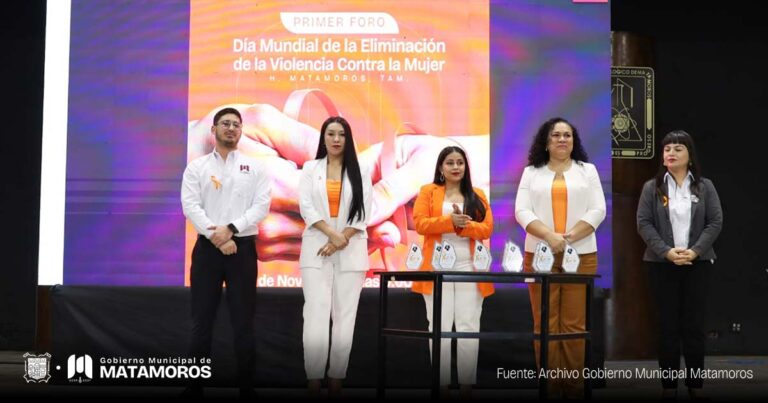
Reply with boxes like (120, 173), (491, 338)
(608, 32), (659, 359)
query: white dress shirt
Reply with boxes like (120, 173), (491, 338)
(181, 149), (271, 238)
(665, 171), (693, 249)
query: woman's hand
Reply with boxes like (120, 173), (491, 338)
(317, 242), (338, 257)
(328, 231), (349, 250)
(545, 232), (567, 254)
(450, 203), (472, 228)
(666, 248), (692, 265)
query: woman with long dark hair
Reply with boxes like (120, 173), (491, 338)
(515, 117), (606, 399)
(298, 116), (372, 397)
(637, 130), (722, 400)
(411, 146), (494, 398)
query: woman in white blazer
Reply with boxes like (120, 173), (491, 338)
(299, 116), (372, 397)
(514, 117), (606, 399)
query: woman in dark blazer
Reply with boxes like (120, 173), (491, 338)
(637, 130), (723, 400)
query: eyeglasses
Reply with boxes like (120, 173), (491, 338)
(217, 120), (242, 129)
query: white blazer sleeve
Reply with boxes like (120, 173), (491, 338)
(579, 163), (606, 230)
(299, 161), (324, 228)
(515, 167), (539, 229)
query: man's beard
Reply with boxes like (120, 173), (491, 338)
(217, 134), (238, 148)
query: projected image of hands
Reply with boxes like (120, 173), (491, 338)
(188, 101), (489, 266)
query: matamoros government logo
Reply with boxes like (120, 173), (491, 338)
(23, 352), (52, 383)
(68, 354), (94, 384)
(23, 352), (212, 384)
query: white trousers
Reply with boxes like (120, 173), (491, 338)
(423, 282), (484, 385)
(301, 257), (366, 380)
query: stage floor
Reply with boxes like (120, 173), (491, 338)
(2, 351), (767, 399)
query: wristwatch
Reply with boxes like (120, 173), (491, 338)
(227, 223), (239, 234)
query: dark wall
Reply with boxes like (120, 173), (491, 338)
(612, 0), (768, 354)
(0, 1), (45, 349)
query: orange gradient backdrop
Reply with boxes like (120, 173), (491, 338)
(186, 0), (489, 286)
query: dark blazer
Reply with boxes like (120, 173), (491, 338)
(637, 176), (723, 262)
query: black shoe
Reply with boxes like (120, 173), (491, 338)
(661, 388), (677, 401)
(688, 388), (708, 401)
(179, 385), (203, 398)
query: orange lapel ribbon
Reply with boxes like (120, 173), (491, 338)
(211, 176), (222, 190)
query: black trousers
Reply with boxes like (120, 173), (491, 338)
(189, 235), (257, 388)
(648, 260), (712, 389)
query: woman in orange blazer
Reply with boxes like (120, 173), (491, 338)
(411, 146), (493, 398)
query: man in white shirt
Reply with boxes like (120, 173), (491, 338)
(180, 107), (271, 397)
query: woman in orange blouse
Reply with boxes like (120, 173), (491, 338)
(298, 116), (373, 397)
(515, 117), (606, 399)
(411, 146), (493, 398)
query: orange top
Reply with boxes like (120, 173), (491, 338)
(552, 176), (568, 234)
(327, 180), (342, 218)
(410, 183), (495, 298)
